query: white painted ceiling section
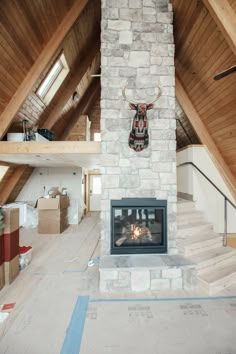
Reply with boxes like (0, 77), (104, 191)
(0, 142), (101, 169)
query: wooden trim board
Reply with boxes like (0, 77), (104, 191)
(0, 141), (101, 155)
(202, 0), (236, 56)
(0, 165), (29, 205)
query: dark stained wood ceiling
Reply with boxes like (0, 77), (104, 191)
(172, 0), (236, 197)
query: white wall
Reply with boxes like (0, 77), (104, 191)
(16, 167), (83, 224)
(177, 146), (236, 233)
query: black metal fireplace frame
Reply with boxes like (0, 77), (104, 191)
(111, 198), (167, 255)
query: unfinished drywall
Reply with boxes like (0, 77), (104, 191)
(16, 167), (84, 224)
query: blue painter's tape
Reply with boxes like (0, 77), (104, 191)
(60, 295), (89, 354)
(90, 295), (236, 303)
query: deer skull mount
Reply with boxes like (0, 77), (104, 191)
(122, 84), (162, 152)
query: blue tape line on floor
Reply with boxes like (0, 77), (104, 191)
(90, 295), (236, 303)
(60, 295), (89, 354)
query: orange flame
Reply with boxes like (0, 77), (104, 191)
(131, 224), (142, 240)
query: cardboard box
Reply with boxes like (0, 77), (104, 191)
(37, 196), (69, 210)
(0, 228), (4, 266)
(0, 229), (4, 290)
(4, 255), (19, 285)
(4, 202), (27, 227)
(37, 196), (69, 234)
(3, 208), (19, 234)
(38, 210), (68, 234)
(0, 264), (4, 290)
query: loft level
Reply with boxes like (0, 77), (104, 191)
(0, 142), (101, 168)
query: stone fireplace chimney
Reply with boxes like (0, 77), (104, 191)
(99, 0), (195, 292)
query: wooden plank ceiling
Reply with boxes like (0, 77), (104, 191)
(172, 0), (236, 198)
(0, 0), (76, 116)
(0, 0), (101, 204)
(0, 162), (33, 205)
(175, 100), (201, 149)
(0, 0), (101, 141)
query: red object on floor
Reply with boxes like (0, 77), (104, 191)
(19, 246), (32, 254)
(2, 303), (15, 311)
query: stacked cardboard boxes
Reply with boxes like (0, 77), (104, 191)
(37, 196), (69, 234)
(0, 228), (4, 289)
(3, 208), (20, 285)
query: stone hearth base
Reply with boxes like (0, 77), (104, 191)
(99, 255), (196, 292)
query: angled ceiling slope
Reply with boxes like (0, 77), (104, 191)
(0, 0), (101, 204)
(172, 0), (236, 199)
(0, 0), (90, 140)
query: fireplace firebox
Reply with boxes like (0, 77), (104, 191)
(111, 198), (167, 255)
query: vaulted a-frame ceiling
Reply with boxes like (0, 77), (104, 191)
(0, 0), (235, 203)
(0, 0), (101, 203)
(0, 0), (101, 141)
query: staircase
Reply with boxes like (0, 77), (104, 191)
(177, 199), (236, 295)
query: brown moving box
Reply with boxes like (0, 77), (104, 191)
(37, 196), (69, 234)
(0, 264), (4, 290)
(0, 228), (4, 265)
(0, 229), (4, 289)
(3, 208), (19, 233)
(4, 255), (19, 285)
(3, 208), (20, 284)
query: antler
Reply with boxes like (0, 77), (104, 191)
(147, 84), (162, 104)
(122, 82), (162, 105)
(122, 84), (137, 105)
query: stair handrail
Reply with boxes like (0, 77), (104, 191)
(178, 162), (236, 246)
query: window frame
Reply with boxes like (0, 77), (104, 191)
(36, 52), (69, 105)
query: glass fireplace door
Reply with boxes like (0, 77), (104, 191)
(111, 199), (167, 255)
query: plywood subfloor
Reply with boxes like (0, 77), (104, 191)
(0, 212), (236, 354)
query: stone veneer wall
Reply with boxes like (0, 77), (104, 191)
(100, 0), (176, 257)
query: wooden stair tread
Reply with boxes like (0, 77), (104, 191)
(198, 261), (236, 284)
(177, 232), (221, 245)
(189, 246), (236, 264)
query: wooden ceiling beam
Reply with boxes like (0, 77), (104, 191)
(0, 0), (89, 140)
(60, 78), (100, 140)
(176, 76), (236, 200)
(202, 0), (236, 56)
(0, 141), (100, 155)
(0, 165), (29, 205)
(41, 38), (100, 130)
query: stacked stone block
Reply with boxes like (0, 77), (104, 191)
(100, 264), (197, 292)
(101, 0), (177, 260)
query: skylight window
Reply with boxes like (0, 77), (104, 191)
(37, 53), (69, 105)
(0, 166), (9, 182)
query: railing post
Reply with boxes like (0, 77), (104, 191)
(224, 198), (227, 246)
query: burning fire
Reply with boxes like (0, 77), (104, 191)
(131, 224), (142, 240)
